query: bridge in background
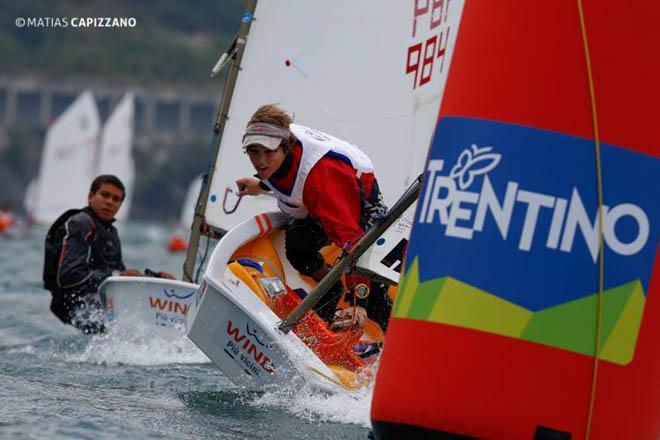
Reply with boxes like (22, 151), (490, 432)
(0, 76), (220, 139)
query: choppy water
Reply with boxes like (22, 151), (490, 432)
(0, 222), (372, 439)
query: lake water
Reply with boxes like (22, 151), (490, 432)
(0, 222), (372, 439)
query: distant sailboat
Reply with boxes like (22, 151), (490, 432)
(29, 90), (100, 225)
(22, 179), (37, 223)
(96, 92), (136, 222)
(168, 175), (203, 252)
(180, 175), (203, 232)
(26, 90), (135, 224)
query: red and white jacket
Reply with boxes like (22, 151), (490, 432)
(263, 124), (378, 249)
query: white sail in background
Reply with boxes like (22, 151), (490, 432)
(204, 0), (464, 232)
(180, 175), (203, 230)
(167, 175), (204, 252)
(23, 178), (37, 219)
(96, 92), (136, 222)
(31, 90), (100, 225)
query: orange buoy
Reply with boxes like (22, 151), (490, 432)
(0, 212), (15, 234)
(167, 235), (188, 252)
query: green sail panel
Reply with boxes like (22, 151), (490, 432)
(426, 277), (532, 337)
(596, 281), (645, 365)
(394, 259), (646, 365)
(521, 280), (642, 364)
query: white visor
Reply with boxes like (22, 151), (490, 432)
(242, 134), (282, 151)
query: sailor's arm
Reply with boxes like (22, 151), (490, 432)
(115, 241), (127, 272)
(236, 177), (269, 196)
(56, 215), (110, 291)
(304, 159), (372, 321)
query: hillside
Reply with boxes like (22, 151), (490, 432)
(0, 0), (244, 85)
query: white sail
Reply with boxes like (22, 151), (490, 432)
(96, 92), (135, 222)
(180, 175), (203, 230)
(204, 0), (464, 232)
(31, 90), (100, 225)
(23, 178), (38, 219)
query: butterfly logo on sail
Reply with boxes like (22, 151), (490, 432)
(449, 144), (501, 190)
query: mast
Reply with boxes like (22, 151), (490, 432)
(182, 0), (258, 282)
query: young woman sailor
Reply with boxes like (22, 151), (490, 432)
(235, 104), (392, 333)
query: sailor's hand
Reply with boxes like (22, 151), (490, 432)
(330, 306), (367, 331)
(199, 220), (210, 236)
(144, 268), (176, 279)
(236, 177), (264, 196)
(121, 268), (142, 277)
(157, 271), (176, 280)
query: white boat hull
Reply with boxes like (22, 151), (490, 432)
(100, 276), (198, 336)
(187, 277), (337, 391)
(185, 211), (344, 391)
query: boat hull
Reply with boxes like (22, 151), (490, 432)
(101, 276), (198, 336)
(186, 275), (338, 391)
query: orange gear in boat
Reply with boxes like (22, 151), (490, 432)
(228, 257), (366, 372)
(228, 231), (373, 372)
(272, 286), (366, 372)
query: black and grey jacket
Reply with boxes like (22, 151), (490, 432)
(52, 206), (125, 298)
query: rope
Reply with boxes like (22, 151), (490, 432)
(309, 366), (343, 386)
(576, 1), (606, 438)
(222, 186), (243, 214)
